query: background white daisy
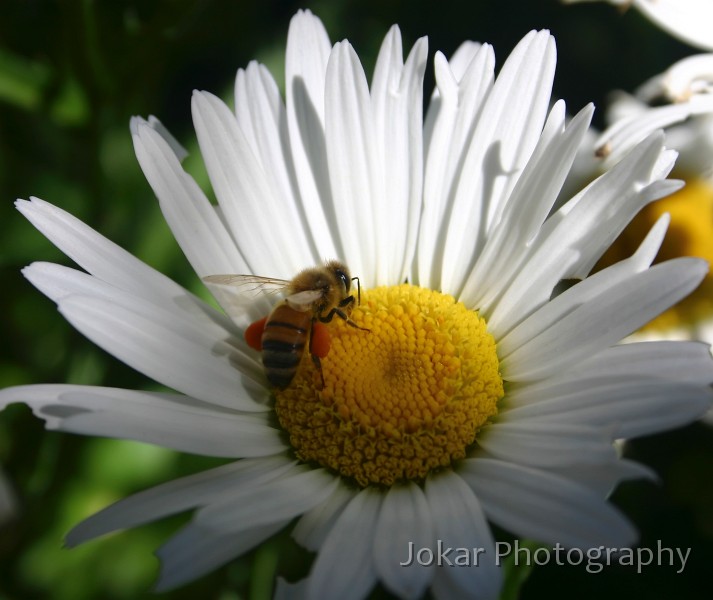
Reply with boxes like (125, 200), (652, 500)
(559, 15), (713, 429)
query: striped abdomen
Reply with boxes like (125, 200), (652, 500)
(261, 302), (312, 389)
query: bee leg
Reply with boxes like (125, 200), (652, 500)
(338, 295), (355, 309)
(311, 354), (325, 389)
(319, 306), (370, 332)
(309, 319), (326, 389)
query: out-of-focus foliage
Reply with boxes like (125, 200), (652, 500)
(0, 1), (710, 599)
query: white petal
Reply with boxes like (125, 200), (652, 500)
(488, 132), (680, 335)
(57, 294), (266, 411)
(324, 41), (378, 283)
(24, 260), (267, 385)
(548, 459), (657, 497)
(274, 577), (307, 600)
(504, 339), (713, 412)
(292, 481), (355, 552)
(234, 62), (321, 264)
(0, 384), (283, 457)
(632, 0), (713, 51)
(425, 471), (501, 600)
(437, 30), (556, 293)
(22, 260), (266, 397)
(305, 488), (382, 600)
(664, 112), (713, 176)
(132, 120), (273, 326)
(65, 455), (295, 546)
(563, 340), (713, 387)
(18, 200), (259, 348)
(194, 466), (337, 532)
(24, 261), (116, 303)
(16, 198), (201, 308)
(563, 1), (713, 51)
(140, 115), (189, 161)
(423, 40), (485, 171)
(131, 117), (249, 278)
(285, 9), (338, 260)
(596, 94), (713, 167)
(497, 214), (667, 358)
(192, 91), (311, 277)
(502, 379), (713, 439)
(500, 258), (708, 382)
(479, 421), (617, 467)
(460, 458), (638, 548)
(23, 260), (241, 337)
(504, 213), (670, 351)
(417, 44), (495, 289)
(233, 62), (288, 173)
(156, 519), (288, 592)
(606, 90), (648, 126)
(461, 102), (594, 308)
(371, 28), (428, 283)
(373, 483), (433, 599)
(638, 53), (713, 101)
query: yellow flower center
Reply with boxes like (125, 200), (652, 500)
(597, 175), (713, 331)
(274, 284), (503, 487)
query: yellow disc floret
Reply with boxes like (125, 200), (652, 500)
(274, 284), (503, 487)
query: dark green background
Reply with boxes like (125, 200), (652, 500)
(0, 1), (711, 598)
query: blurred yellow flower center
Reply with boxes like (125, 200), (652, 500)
(597, 175), (713, 331)
(274, 284), (503, 487)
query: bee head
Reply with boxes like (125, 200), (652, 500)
(334, 267), (350, 294)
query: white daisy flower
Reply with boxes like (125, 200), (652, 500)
(593, 100), (713, 344)
(562, 54), (713, 337)
(562, 0), (713, 51)
(2, 9), (712, 600)
(635, 53), (713, 102)
(561, 54), (713, 199)
(590, 53), (713, 168)
(573, 54), (713, 423)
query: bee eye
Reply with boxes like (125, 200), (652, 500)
(335, 269), (350, 292)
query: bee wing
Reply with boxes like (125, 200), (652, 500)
(285, 289), (323, 311)
(202, 274), (290, 327)
(202, 274), (291, 294)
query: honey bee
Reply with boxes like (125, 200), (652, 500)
(204, 260), (368, 389)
